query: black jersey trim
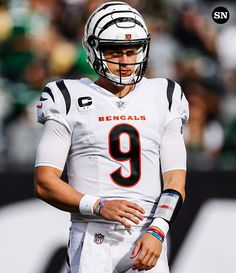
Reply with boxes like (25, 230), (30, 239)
(166, 79), (175, 111)
(40, 87), (55, 102)
(66, 238), (70, 268)
(56, 80), (71, 115)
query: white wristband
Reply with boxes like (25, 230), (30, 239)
(79, 194), (100, 216)
(150, 217), (169, 237)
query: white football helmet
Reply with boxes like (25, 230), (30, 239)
(82, 1), (151, 86)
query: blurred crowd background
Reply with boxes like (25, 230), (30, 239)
(0, 0), (236, 172)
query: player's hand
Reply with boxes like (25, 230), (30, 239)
(130, 232), (162, 271)
(98, 200), (145, 228)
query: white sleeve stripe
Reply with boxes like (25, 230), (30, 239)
(162, 166), (186, 173)
(35, 162), (64, 171)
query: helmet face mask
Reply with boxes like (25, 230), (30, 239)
(83, 1), (151, 86)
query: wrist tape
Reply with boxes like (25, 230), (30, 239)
(150, 217), (169, 237)
(79, 194), (100, 216)
(150, 189), (183, 237)
(154, 189), (183, 225)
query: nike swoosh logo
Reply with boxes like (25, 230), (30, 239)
(37, 103), (43, 109)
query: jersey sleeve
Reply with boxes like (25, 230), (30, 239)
(160, 118), (187, 172)
(36, 81), (71, 132)
(165, 80), (189, 126)
(35, 120), (71, 171)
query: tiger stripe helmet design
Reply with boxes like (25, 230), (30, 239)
(82, 1), (151, 86)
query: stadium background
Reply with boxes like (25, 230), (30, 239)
(0, 0), (236, 272)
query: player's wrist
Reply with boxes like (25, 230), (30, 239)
(79, 194), (100, 216)
(148, 189), (183, 240)
(94, 199), (108, 216)
(147, 229), (164, 243)
(149, 217), (169, 240)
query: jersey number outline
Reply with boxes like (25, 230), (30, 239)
(108, 123), (141, 187)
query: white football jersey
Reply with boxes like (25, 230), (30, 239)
(36, 77), (189, 224)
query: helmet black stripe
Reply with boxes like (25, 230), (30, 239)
(86, 3), (128, 36)
(92, 10), (145, 35)
(98, 2), (127, 10)
(97, 17), (146, 37)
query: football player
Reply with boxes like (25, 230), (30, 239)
(34, 1), (189, 273)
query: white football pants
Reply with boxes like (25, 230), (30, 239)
(66, 222), (169, 273)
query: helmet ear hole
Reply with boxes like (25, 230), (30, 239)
(88, 35), (96, 47)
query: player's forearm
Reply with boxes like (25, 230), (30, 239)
(149, 169), (186, 240)
(162, 169), (186, 200)
(34, 166), (84, 212)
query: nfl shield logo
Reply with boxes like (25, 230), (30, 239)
(116, 101), (125, 110)
(94, 233), (105, 244)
